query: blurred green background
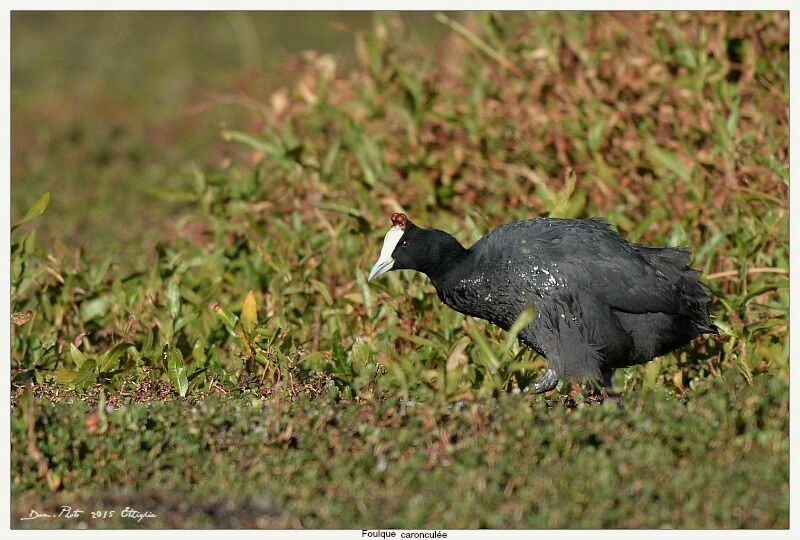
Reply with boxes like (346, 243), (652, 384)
(11, 11), (445, 259)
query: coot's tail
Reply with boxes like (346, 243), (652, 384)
(691, 320), (719, 336)
(632, 244), (717, 333)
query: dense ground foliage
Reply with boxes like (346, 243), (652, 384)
(12, 376), (789, 528)
(11, 12), (788, 528)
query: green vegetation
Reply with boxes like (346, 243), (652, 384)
(11, 12), (788, 528)
(11, 376), (789, 528)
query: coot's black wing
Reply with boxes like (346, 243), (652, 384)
(473, 218), (706, 320)
(468, 219), (640, 377)
(517, 290), (606, 379)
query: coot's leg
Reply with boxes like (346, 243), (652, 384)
(531, 368), (559, 394)
(601, 369), (615, 391)
(601, 368), (621, 405)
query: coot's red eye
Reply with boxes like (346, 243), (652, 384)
(402, 240), (409, 247)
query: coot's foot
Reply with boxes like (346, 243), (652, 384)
(601, 369), (617, 394)
(531, 368), (559, 394)
(601, 369), (623, 409)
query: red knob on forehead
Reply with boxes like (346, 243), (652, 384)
(391, 212), (408, 229)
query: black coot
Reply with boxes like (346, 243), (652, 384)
(368, 213), (717, 394)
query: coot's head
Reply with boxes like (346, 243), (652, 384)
(368, 213), (467, 281)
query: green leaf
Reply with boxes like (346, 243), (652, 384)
(69, 343), (88, 368)
(549, 169), (577, 218)
(80, 295), (112, 323)
(504, 361), (543, 373)
(87, 253), (115, 289)
(299, 351), (326, 365)
(167, 279), (181, 321)
(98, 342), (135, 373)
(73, 359), (98, 391)
(465, 323), (500, 376)
(502, 305), (536, 356)
(350, 339), (372, 372)
(643, 358), (661, 390)
(587, 118), (606, 154)
(674, 46), (697, 70)
(221, 130), (282, 157)
(628, 206), (667, 242)
(321, 138), (341, 178)
(211, 302), (239, 338)
(142, 327), (156, 356)
(648, 145), (691, 182)
(51, 369), (78, 385)
(314, 202), (370, 230)
(12, 192), (50, 231)
(165, 346), (189, 397)
(175, 313), (200, 334)
(384, 326), (438, 349)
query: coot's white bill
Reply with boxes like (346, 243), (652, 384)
(368, 225), (404, 280)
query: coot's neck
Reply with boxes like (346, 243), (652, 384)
(417, 229), (473, 290)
